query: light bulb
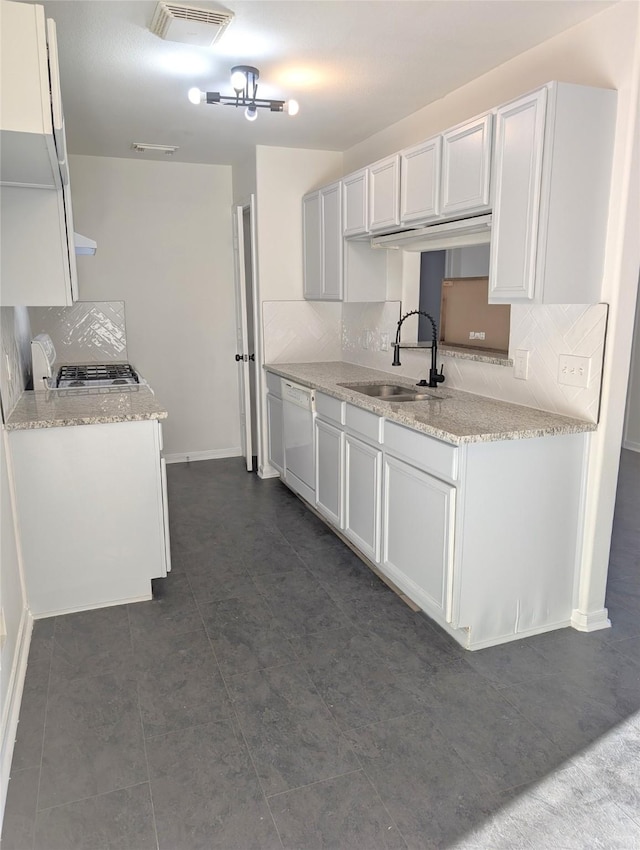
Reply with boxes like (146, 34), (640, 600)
(245, 105), (258, 122)
(187, 87), (204, 105)
(286, 99), (299, 116)
(230, 70), (246, 93)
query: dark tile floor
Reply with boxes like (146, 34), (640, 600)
(2, 450), (639, 850)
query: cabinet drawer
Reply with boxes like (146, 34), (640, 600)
(266, 371), (283, 397)
(345, 404), (383, 444)
(384, 421), (458, 482)
(316, 391), (345, 425)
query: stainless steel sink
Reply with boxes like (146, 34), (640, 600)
(338, 383), (435, 402)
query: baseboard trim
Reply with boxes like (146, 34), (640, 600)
(571, 607), (611, 632)
(32, 593), (152, 620)
(164, 448), (242, 464)
(258, 463), (281, 480)
(1, 607), (33, 829)
(622, 439), (640, 453)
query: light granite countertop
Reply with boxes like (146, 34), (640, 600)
(265, 361), (596, 445)
(4, 384), (168, 431)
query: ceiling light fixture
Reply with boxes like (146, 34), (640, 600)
(188, 65), (299, 122)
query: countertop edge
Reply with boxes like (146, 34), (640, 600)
(4, 410), (169, 431)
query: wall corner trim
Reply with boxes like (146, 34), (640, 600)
(570, 607), (611, 632)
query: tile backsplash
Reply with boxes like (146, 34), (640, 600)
(28, 302), (127, 364)
(263, 301), (342, 363)
(341, 301), (608, 422)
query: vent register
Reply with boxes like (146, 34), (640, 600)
(149, 2), (234, 47)
(136, 4), (234, 155)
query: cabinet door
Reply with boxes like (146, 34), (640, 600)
(342, 169), (368, 237)
(267, 393), (284, 474)
(320, 181), (343, 299)
(344, 434), (381, 562)
(401, 136), (441, 224)
(315, 418), (343, 527)
(369, 154), (400, 233)
(441, 114), (492, 218)
(382, 455), (456, 622)
(302, 191), (322, 300)
(488, 88), (547, 303)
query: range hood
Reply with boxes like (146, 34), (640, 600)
(371, 214), (492, 253)
(74, 232), (97, 256)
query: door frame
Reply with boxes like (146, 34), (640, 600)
(233, 195), (266, 474)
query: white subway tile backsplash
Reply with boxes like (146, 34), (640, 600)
(263, 301), (342, 363)
(341, 301), (607, 422)
(28, 302), (127, 364)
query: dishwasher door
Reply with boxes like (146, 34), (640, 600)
(282, 380), (316, 504)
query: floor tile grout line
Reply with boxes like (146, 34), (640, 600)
(32, 780), (153, 817)
(214, 643), (287, 850)
(263, 767), (365, 800)
(31, 614), (57, 839)
(127, 604), (161, 850)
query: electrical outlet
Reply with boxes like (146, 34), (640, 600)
(558, 354), (591, 388)
(514, 349), (529, 380)
(469, 331), (486, 340)
(362, 330), (373, 350)
(380, 332), (390, 352)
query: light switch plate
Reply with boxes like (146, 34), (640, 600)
(514, 349), (529, 380)
(558, 354), (591, 388)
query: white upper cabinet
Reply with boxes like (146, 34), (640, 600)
(400, 136), (441, 225)
(1, 1), (61, 188)
(489, 82), (616, 304)
(1, 1), (79, 306)
(342, 169), (369, 237)
(368, 154), (401, 233)
(441, 113), (492, 218)
(321, 182), (343, 299)
(303, 181), (343, 301)
(302, 191), (322, 300)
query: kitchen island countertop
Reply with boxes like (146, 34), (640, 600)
(4, 384), (168, 430)
(265, 361), (596, 445)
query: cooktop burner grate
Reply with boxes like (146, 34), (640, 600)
(56, 363), (140, 388)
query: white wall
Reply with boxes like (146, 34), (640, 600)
(623, 275), (640, 451)
(232, 153), (257, 205)
(69, 155), (240, 460)
(255, 146), (343, 302)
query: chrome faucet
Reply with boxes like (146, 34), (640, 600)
(392, 309), (445, 388)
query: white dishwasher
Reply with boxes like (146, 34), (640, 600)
(282, 379), (316, 504)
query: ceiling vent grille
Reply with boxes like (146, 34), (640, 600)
(150, 2), (234, 47)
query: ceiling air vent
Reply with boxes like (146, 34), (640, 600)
(150, 2), (234, 47)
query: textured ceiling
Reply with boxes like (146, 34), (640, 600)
(35, 0), (614, 166)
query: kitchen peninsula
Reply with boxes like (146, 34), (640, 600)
(266, 361), (596, 650)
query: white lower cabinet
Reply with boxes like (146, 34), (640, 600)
(8, 419), (170, 617)
(315, 418), (343, 527)
(344, 433), (382, 562)
(382, 454), (455, 622)
(267, 392), (284, 474)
